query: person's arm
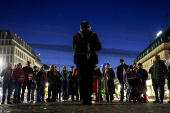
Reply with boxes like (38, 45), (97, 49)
(94, 34), (102, 51)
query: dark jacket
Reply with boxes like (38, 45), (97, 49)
(1, 67), (13, 83)
(22, 66), (33, 83)
(36, 71), (46, 86)
(149, 60), (168, 85)
(116, 64), (128, 82)
(47, 71), (60, 84)
(73, 30), (102, 65)
(103, 68), (115, 95)
(127, 70), (141, 86)
(137, 68), (148, 81)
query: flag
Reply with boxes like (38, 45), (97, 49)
(36, 53), (41, 56)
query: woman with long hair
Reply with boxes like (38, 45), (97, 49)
(46, 65), (60, 102)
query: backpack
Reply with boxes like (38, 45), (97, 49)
(73, 31), (95, 60)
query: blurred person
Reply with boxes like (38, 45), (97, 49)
(21, 61), (33, 103)
(60, 66), (71, 101)
(73, 21), (102, 105)
(46, 65), (60, 102)
(116, 59), (128, 102)
(30, 66), (38, 103)
(68, 66), (76, 101)
(1, 62), (13, 104)
(137, 63), (148, 103)
(72, 67), (79, 101)
(167, 66), (170, 103)
(36, 66), (47, 102)
(126, 65), (141, 103)
(93, 65), (103, 101)
(149, 55), (168, 103)
(11, 63), (25, 103)
(103, 63), (115, 102)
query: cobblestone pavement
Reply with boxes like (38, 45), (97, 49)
(0, 100), (170, 113)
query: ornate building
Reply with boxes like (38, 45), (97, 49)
(134, 27), (170, 97)
(0, 30), (42, 73)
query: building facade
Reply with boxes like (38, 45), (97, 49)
(134, 27), (170, 97)
(0, 30), (42, 73)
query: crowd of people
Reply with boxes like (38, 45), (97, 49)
(1, 21), (170, 105)
(0, 61), (80, 104)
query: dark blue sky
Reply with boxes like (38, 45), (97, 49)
(0, 0), (170, 70)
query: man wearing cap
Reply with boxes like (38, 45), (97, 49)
(1, 62), (13, 104)
(116, 59), (128, 102)
(149, 55), (168, 103)
(21, 61), (33, 103)
(72, 21), (102, 105)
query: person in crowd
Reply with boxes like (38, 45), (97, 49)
(126, 65), (141, 103)
(93, 65), (103, 101)
(60, 66), (71, 101)
(21, 61), (33, 103)
(68, 66), (76, 101)
(55, 66), (61, 101)
(11, 63), (25, 103)
(116, 59), (128, 102)
(36, 66), (47, 102)
(73, 21), (102, 105)
(1, 62), (13, 104)
(103, 63), (115, 102)
(133, 62), (138, 72)
(72, 67), (79, 101)
(167, 66), (170, 103)
(137, 63), (148, 103)
(46, 65), (60, 102)
(30, 66), (38, 103)
(149, 55), (168, 103)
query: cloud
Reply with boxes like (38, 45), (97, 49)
(29, 43), (140, 58)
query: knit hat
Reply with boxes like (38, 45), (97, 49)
(129, 65), (133, 69)
(138, 63), (142, 66)
(120, 59), (124, 62)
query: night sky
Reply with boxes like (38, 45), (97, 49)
(0, 0), (170, 70)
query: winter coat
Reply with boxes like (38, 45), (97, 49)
(60, 70), (71, 81)
(1, 67), (13, 83)
(47, 71), (60, 84)
(103, 68), (115, 95)
(149, 60), (168, 85)
(126, 70), (141, 86)
(36, 71), (46, 86)
(73, 30), (102, 65)
(22, 66), (33, 83)
(11, 67), (25, 84)
(116, 64), (128, 83)
(137, 68), (148, 82)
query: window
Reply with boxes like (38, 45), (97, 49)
(9, 40), (12, 45)
(10, 56), (12, 62)
(0, 48), (2, 54)
(3, 48), (6, 54)
(11, 47), (14, 54)
(7, 47), (10, 54)
(2, 40), (4, 45)
(6, 56), (9, 62)
(5, 40), (8, 45)
(15, 49), (17, 55)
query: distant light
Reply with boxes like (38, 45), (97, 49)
(46, 83), (48, 86)
(157, 31), (162, 36)
(118, 84), (121, 89)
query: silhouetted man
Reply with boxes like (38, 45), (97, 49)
(116, 59), (128, 102)
(73, 21), (102, 105)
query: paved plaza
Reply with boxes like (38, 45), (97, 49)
(0, 99), (170, 113)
